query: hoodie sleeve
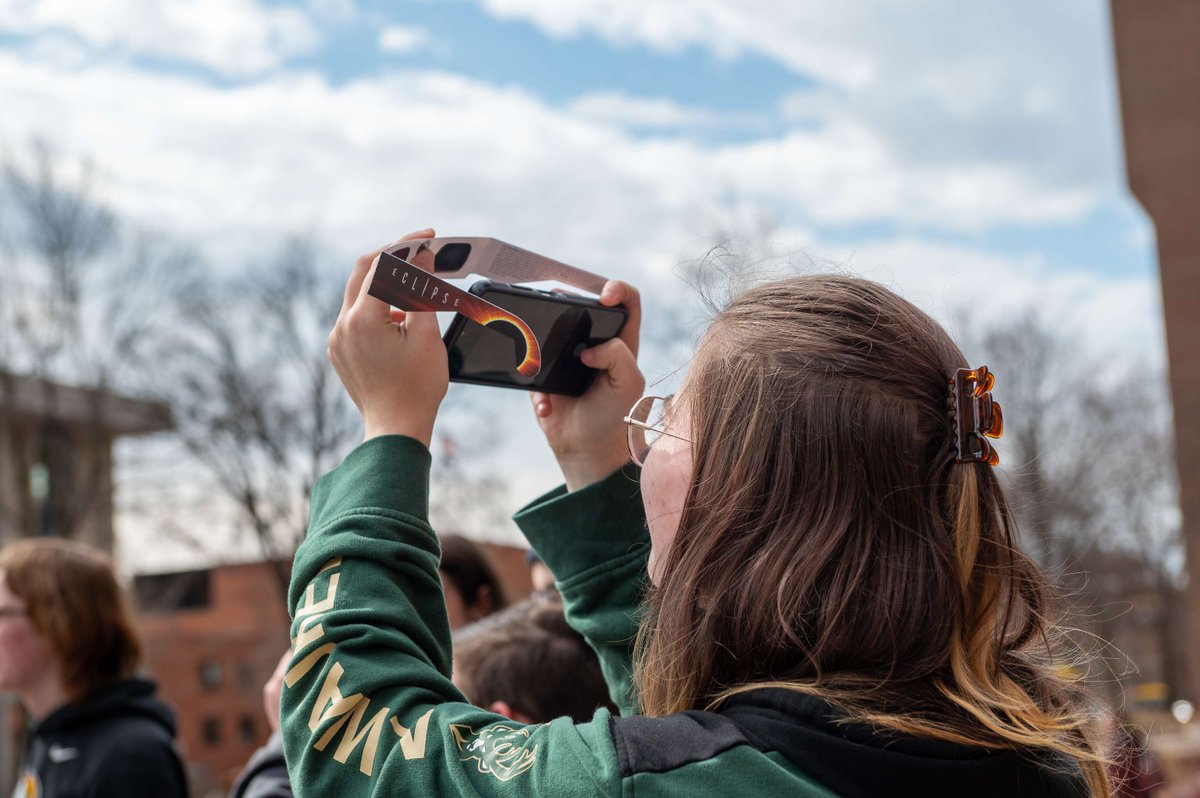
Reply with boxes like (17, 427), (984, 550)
(512, 463), (649, 716)
(279, 435), (621, 798)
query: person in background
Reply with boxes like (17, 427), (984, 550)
(438, 534), (506, 629)
(452, 595), (615, 723)
(525, 551), (557, 597)
(229, 650), (293, 798)
(0, 538), (188, 798)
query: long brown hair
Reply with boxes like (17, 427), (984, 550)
(636, 274), (1108, 795)
(0, 538), (142, 695)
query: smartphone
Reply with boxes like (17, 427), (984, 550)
(443, 281), (628, 396)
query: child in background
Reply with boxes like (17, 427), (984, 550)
(452, 595), (616, 724)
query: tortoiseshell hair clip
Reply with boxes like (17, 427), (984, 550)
(948, 366), (1004, 466)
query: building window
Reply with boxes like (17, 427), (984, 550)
(237, 661), (257, 692)
(133, 569), (212, 613)
(199, 659), (222, 690)
(202, 716), (221, 746)
(28, 462), (50, 502)
(239, 715), (258, 744)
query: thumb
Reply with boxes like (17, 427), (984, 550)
(580, 338), (639, 385)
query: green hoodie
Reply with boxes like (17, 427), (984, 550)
(280, 435), (1086, 798)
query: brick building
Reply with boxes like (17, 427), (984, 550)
(1111, 0), (1200, 699)
(134, 561), (292, 798)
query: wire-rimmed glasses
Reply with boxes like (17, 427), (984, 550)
(624, 394), (690, 467)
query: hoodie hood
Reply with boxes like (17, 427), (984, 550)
(611, 687), (1087, 798)
(19, 677), (187, 798)
(721, 688), (1088, 798)
(34, 677), (177, 738)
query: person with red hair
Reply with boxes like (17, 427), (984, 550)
(0, 538), (186, 798)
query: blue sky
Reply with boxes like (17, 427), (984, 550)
(0, 0), (1166, 557)
(0, 0), (1155, 281)
(314, 3), (809, 113)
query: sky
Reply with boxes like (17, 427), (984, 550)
(0, 0), (1168, 566)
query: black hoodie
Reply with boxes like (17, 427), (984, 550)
(13, 677), (188, 798)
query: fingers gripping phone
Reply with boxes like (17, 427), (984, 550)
(443, 281), (627, 396)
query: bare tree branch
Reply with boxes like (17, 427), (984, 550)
(156, 237), (360, 595)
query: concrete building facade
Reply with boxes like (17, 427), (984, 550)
(1111, 0), (1200, 699)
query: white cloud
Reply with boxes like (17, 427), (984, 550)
(0, 45), (1137, 297)
(0, 26), (1161, 570)
(0, 2), (1161, 572)
(812, 235), (1164, 366)
(475, 0), (1124, 199)
(666, 224), (1165, 369)
(0, 2), (1126, 248)
(0, 0), (320, 76)
(378, 24), (432, 55)
(566, 91), (762, 131)
(706, 121), (1097, 230)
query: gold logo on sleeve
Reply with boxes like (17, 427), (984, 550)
(449, 722), (538, 782)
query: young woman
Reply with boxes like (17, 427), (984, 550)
(279, 230), (1108, 796)
(0, 538), (187, 798)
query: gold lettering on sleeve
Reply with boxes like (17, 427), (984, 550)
(390, 708), (434, 760)
(284, 643), (335, 688)
(318, 557), (344, 574)
(285, 558), (438, 776)
(314, 699), (391, 777)
(296, 573), (340, 618)
(309, 662), (364, 731)
(305, 662), (392, 777)
(293, 614), (326, 650)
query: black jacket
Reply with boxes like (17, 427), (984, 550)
(14, 677), (188, 798)
(228, 731), (292, 798)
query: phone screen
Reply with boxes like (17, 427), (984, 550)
(445, 286), (626, 395)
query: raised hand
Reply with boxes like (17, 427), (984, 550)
(327, 228), (449, 446)
(530, 280), (645, 491)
